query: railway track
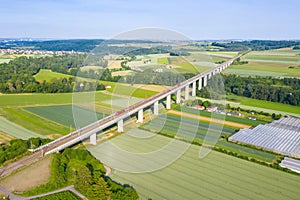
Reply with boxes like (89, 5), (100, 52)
(0, 151), (43, 179)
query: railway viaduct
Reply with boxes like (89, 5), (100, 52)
(34, 54), (245, 155)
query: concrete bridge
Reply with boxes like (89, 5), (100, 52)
(34, 53), (245, 155)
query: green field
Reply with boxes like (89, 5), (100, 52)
(173, 105), (265, 126)
(157, 57), (169, 65)
(141, 114), (275, 162)
(227, 94), (300, 115)
(25, 105), (107, 128)
(90, 132), (300, 199)
(224, 50), (300, 77)
(0, 107), (70, 137)
(34, 69), (74, 82)
(0, 91), (117, 107)
(0, 116), (45, 139)
(244, 50), (300, 63)
(34, 69), (97, 83)
(141, 114), (235, 138)
(224, 61), (300, 77)
(100, 81), (158, 99)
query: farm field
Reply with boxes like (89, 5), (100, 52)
(100, 81), (158, 98)
(111, 70), (133, 76)
(157, 57), (169, 65)
(224, 50), (300, 77)
(172, 105), (265, 126)
(224, 61), (300, 77)
(90, 132), (299, 199)
(227, 94), (300, 115)
(0, 116), (45, 139)
(140, 114), (276, 162)
(244, 50), (300, 63)
(0, 107), (70, 137)
(25, 105), (108, 128)
(0, 91), (116, 107)
(34, 69), (74, 82)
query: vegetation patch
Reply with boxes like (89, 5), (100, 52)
(32, 191), (81, 200)
(22, 148), (138, 200)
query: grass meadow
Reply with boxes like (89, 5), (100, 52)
(227, 94), (300, 115)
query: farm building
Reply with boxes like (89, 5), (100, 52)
(229, 116), (300, 158)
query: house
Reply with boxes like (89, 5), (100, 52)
(104, 84), (111, 89)
(192, 105), (205, 110)
(207, 106), (218, 112)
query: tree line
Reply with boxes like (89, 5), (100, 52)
(0, 138), (51, 165)
(212, 40), (300, 51)
(199, 75), (300, 106)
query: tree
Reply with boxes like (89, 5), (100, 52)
(87, 177), (111, 200)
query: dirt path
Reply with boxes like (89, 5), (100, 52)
(0, 151), (43, 179)
(168, 110), (251, 129)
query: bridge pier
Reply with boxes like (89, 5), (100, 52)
(198, 78), (202, 90)
(208, 72), (212, 79)
(154, 101), (159, 115)
(90, 133), (97, 145)
(176, 89), (181, 104)
(137, 109), (143, 123)
(166, 94), (171, 109)
(117, 119), (124, 132)
(185, 85), (189, 100)
(192, 81), (196, 97)
(203, 75), (207, 87)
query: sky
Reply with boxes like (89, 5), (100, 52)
(0, 0), (299, 40)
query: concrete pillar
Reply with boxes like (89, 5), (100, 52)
(198, 77), (202, 90)
(208, 72), (212, 79)
(154, 101), (159, 115)
(137, 109), (143, 123)
(203, 75), (207, 87)
(212, 70), (216, 75)
(185, 85), (189, 100)
(117, 119), (124, 132)
(176, 90), (181, 104)
(192, 81), (196, 97)
(166, 94), (171, 109)
(90, 133), (97, 145)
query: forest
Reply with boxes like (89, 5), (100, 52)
(212, 40), (300, 51)
(199, 75), (300, 106)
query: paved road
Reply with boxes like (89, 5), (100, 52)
(25, 185), (87, 200)
(0, 185), (25, 200)
(0, 185), (87, 200)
